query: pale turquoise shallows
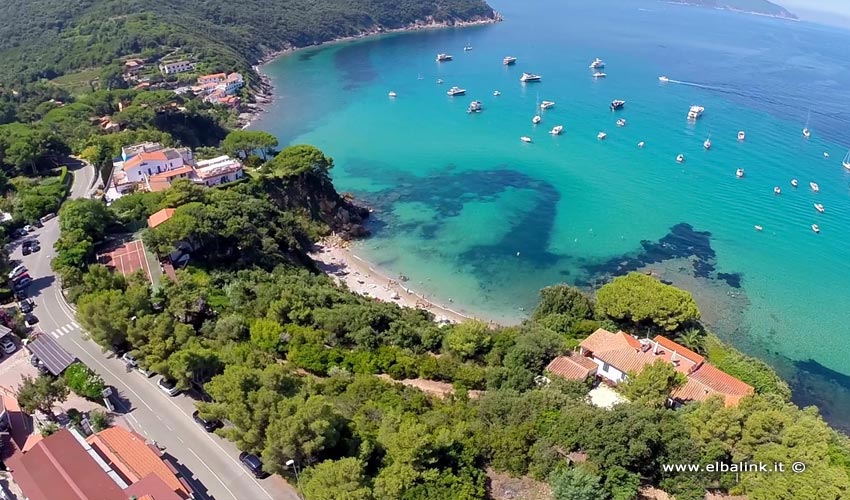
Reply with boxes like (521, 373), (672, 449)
(253, 0), (850, 428)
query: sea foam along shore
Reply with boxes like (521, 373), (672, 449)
(240, 13), (503, 128)
(310, 236), (485, 325)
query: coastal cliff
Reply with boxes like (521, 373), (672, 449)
(665, 0), (798, 19)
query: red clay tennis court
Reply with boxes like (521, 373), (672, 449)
(96, 239), (152, 282)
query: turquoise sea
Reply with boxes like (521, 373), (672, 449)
(253, 0), (850, 429)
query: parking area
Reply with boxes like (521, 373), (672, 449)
(96, 239), (152, 282)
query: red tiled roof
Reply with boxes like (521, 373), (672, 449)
(148, 165), (193, 180)
(147, 208), (176, 228)
(88, 427), (190, 498)
(580, 328), (641, 353)
(653, 335), (705, 366)
(546, 352), (598, 380)
(123, 150), (170, 170)
(672, 363), (753, 406)
(124, 474), (184, 500)
(8, 429), (127, 500)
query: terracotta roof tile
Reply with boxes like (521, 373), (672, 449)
(653, 335), (705, 366)
(148, 208), (176, 228)
(580, 328), (640, 353)
(148, 165), (193, 180)
(123, 150), (170, 170)
(672, 363), (753, 406)
(87, 427), (189, 498)
(8, 429), (126, 500)
(546, 352), (597, 380)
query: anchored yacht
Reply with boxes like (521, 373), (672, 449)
(520, 72), (542, 82)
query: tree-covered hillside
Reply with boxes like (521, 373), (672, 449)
(0, 0), (497, 84)
(666, 0), (797, 18)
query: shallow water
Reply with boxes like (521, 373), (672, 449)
(253, 0), (850, 430)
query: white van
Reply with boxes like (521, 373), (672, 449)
(8, 265), (26, 279)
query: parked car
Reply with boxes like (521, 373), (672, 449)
(23, 225), (34, 233)
(21, 245), (31, 256)
(121, 352), (137, 368)
(192, 410), (222, 432)
(8, 265), (26, 279)
(12, 228), (27, 239)
(157, 377), (180, 397)
(14, 290), (27, 301)
(238, 452), (266, 478)
(1, 337), (17, 354)
(14, 277), (32, 291)
(24, 313), (38, 327)
(19, 298), (34, 313)
(28, 241), (40, 253)
(39, 213), (56, 223)
(34, 220), (43, 228)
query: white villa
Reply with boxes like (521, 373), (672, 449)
(546, 328), (754, 407)
(107, 142), (244, 201)
(158, 60), (195, 75)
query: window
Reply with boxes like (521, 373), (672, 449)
(602, 363), (610, 372)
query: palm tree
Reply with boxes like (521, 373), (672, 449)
(676, 327), (705, 354)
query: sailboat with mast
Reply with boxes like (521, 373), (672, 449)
(843, 149), (850, 171)
(803, 111), (811, 139)
(704, 133), (712, 150)
(464, 39), (472, 51)
(532, 95), (542, 125)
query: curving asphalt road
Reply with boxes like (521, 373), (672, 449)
(11, 162), (299, 500)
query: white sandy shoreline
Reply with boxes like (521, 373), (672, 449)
(309, 237), (490, 325)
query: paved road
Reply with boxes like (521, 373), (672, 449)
(11, 163), (298, 500)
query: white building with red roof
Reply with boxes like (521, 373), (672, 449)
(547, 328), (753, 407)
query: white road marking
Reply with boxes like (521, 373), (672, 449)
(50, 331), (60, 338)
(60, 325), (71, 333)
(71, 321), (79, 328)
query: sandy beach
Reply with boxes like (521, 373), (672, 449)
(309, 236), (480, 324)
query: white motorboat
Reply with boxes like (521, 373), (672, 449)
(610, 99), (626, 110)
(736, 168), (745, 178)
(520, 72), (542, 82)
(503, 56), (517, 65)
(493, 90), (501, 96)
(815, 203), (825, 213)
(738, 130), (746, 141)
(791, 178), (799, 188)
(463, 41), (473, 51)
(774, 186), (781, 195)
(589, 58), (605, 69)
(598, 132), (607, 140)
(540, 100), (555, 110)
(843, 149), (850, 170)
(812, 224), (820, 234)
(446, 86), (466, 96)
(824, 152), (830, 159)
(593, 72), (607, 78)
(658, 75), (669, 82)
(704, 136), (712, 149)
(532, 115), (542, 124)
(520, 136), (532, 143)
(754, 225), (763, 231)
(638, 141), (645, 148)
(436, 53), (453, 62)
(467, 100), (483, 113)
(676, 154), (685, 163)
(687, 105), (705, 120)
(550, 125), (563, 135)
(437, 79), (444, 84)
(388, 91), (397, 98)
(810, 181), (820, 192)
(616, 118), (626, 127)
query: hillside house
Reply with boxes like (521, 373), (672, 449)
(158, 60), (195, 75)
(546, 328), (754, 407)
